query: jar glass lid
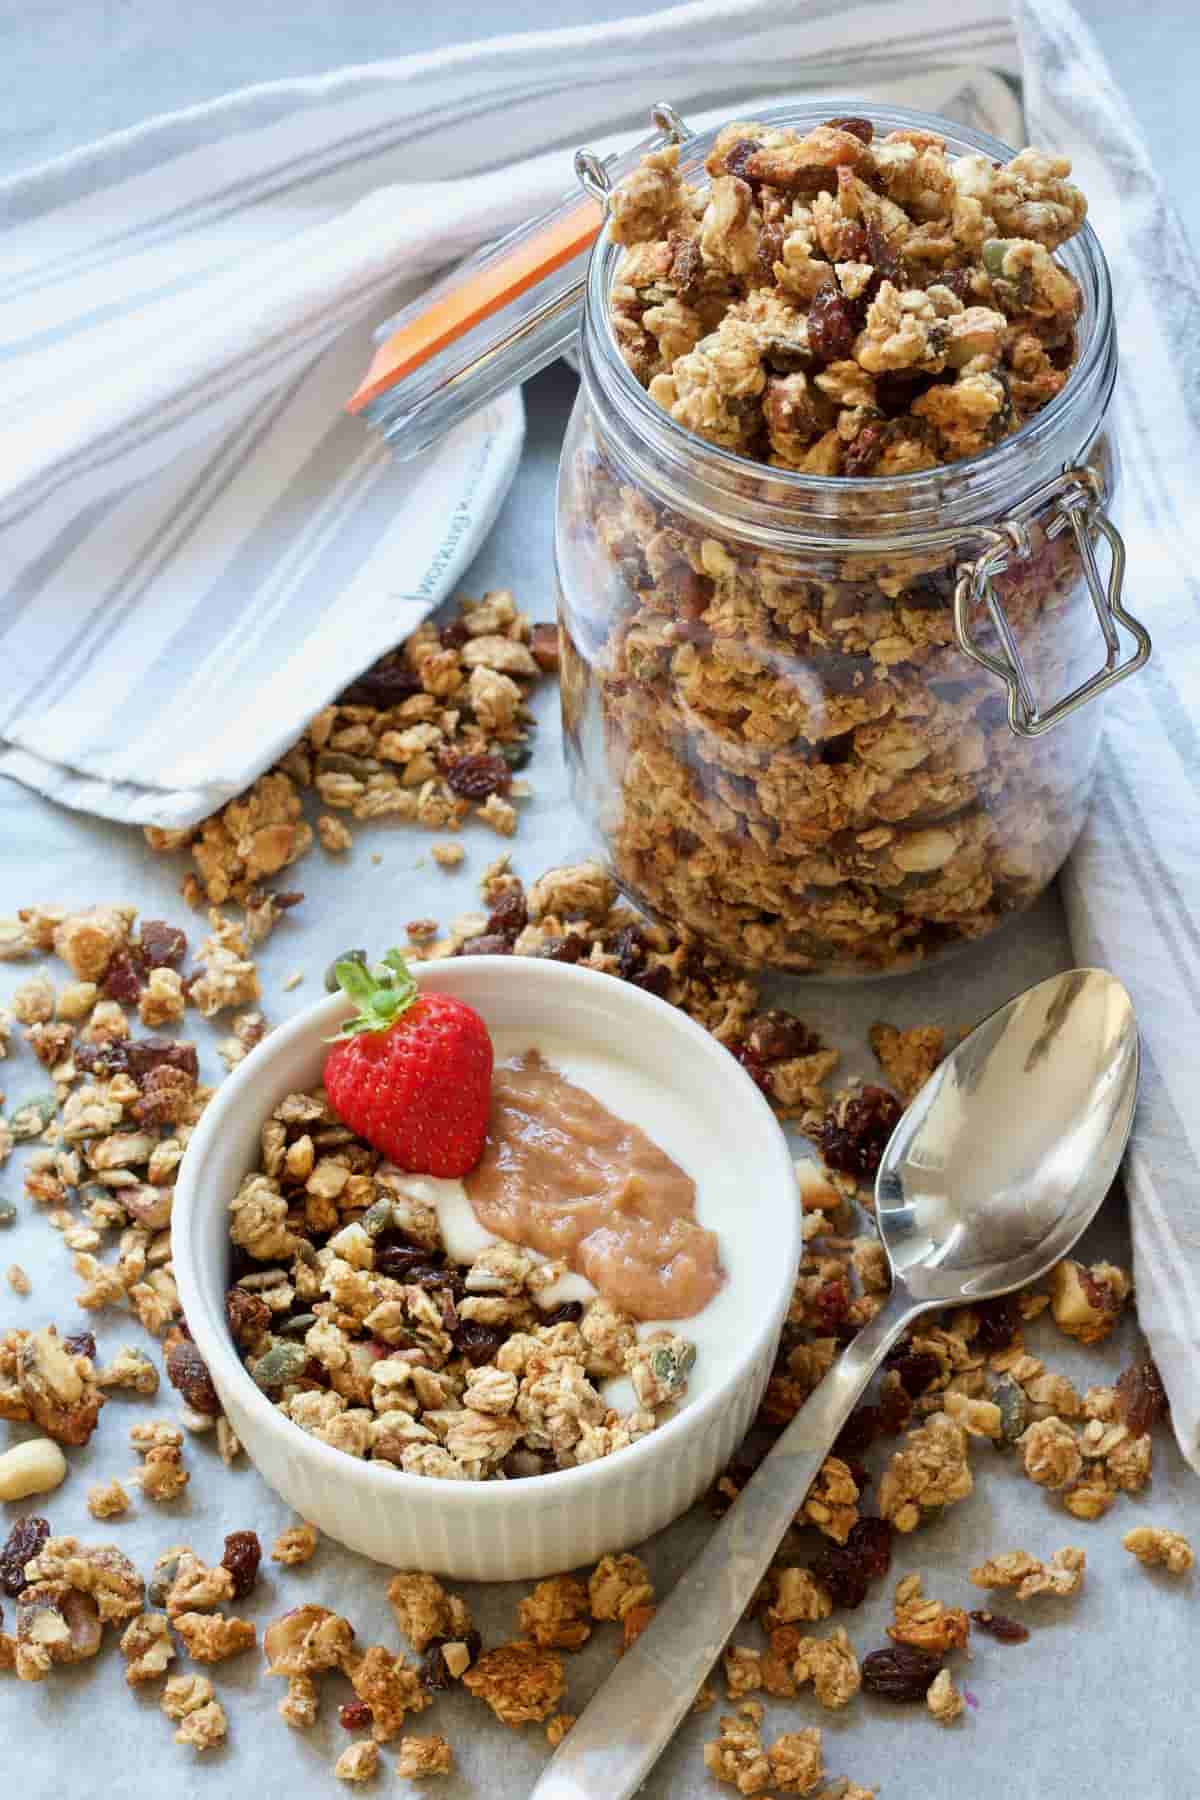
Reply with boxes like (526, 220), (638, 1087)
(346, 104), (693, 461)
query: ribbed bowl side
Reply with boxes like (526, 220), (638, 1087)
(216, 1333), (775, 1582)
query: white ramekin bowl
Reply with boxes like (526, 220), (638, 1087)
(173, 956), (799, 1581)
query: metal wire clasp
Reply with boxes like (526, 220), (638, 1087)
(574, 102), (695, 211)
(953, 466), (1151, 739)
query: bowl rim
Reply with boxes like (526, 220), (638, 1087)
(173, 954), (800, 1505)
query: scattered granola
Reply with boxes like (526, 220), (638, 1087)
(120, 1610), (176, 1684)
(588, 1552), (655, 1622)
(887, 1573), (969, 1652)
(389, 1572), (473, 1655)
(272, 1521), (319, 1565)
(174, 1695), (229, 1751)
(969, 1547), (1085, 1599)
(545, 1713), (575, 1748)
(1016, 1417), (1082, 1490)
(925, 1667), (964, 1725)
(704, 1701), (772, 1795)
(161, 1671), (215, 1718)
(878, 1412), (973, 1532)
(462, 1641), (566, 1726)
(351, 1644), (432, 1741)
(86, 1479), (130, 1520)
(334, 1741), (380, 1783)
(1122, 1526), (1194, 1575)
(519, 1574), (592, 1650)
(7, 1263), (30, 1295)
(1049, 1260), (1130, 1345)
(395, 1735), (454, 1779)
(172, 1609), (257, 1662)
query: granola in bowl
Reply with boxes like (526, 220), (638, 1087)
(557, 106), (1123, 975)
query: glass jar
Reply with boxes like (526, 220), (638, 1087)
(555, 102), (1148, 979)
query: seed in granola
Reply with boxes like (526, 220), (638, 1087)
(165, 1337), (221, 1416)
(251, 1341), (309, 1394)
(221, 1531), (262, 1600)
(969, 1611), (1030, 1643)
(339, 1699), (374, 1731)
(0, 1515), (50, 1597)
(499, 742), (533, 772)
(860, 1644), (942, 1700)
(444, 753), (512, 801)
(1116, 1360), (1168, 1436)
(819, 1088), (902, 1180)
(991, 1373), (1031, 1446)
(0, 1204), (16, 1229)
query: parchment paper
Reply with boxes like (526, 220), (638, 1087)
(0, 366), (1194, 1799)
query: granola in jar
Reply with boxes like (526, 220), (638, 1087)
(557, 105), (1130, 975)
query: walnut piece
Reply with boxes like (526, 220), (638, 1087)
(16, 1325), (105, 1446)
(1122, 1526), (1194, 1575)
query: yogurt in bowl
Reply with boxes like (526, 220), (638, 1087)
(173, 955), (799, 1580)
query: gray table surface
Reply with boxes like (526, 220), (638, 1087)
(3, 0), (1198, 258)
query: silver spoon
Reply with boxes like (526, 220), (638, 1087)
(531, 966), (1138, 1800)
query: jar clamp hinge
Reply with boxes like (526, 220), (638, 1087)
(574, 103), (695, 210)
(953, 466), (1150, 739)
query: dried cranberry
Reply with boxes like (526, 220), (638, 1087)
(861, 1644), (942, 1700)
(844, 1517), (894, 1581)
(0, 1515), (49, 1597)
(814, 1278), (851, 1331)
(807, 1545), (870, 1611)
(139, 920), (188, 968)
(102, 950), (146, 1003)
(453, 1321), (505, 1366)
(444, 752), (512, 801)
(865, 218), (901, 288)
(974, 1296), (1021, 1354)
(807, 285), (859, 364)
(537, 932), (586, 964)
(823, 115), (874, 144)
(439, 620), (471, 651)
(970, 1610), (1029, 1644)
(456, 934), (513, 957)
(745, 1010), (819, 1063)
(165, 1337), (221, 1416)
(733, 1043), (774, 1097)
(221, 1530), (262, 1600)
(1116, 1360), (1168, 1435)
(338, 653), (421, 708)
(530, 622), (560, 672)
(818, 1086), (902, 1180)
(485, 890), (528, 941)
(611, 925), (646, 980)
(891, 1351), (941, 1398)
(63, 1330), (97, 1361)
(843, 424), (884, 477)
(375, 1242), (433, 1281)
(225, 1287), (271, 1349)
(542, 1301), (584, 1326)
(339, 1699), (374, 1730)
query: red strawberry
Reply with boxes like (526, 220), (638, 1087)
(323, 950), (492, 1178)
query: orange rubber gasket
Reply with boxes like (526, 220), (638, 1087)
(346, 197), (604, 415)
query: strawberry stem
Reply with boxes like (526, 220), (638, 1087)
(331, 949), (418, 1037)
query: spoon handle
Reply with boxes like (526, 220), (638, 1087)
(530, 1286), (920, 1800)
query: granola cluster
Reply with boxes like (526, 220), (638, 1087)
(221, 1079), (695, 1480)
(557, 116), (1104, 973)
(143, 591), (557, 906)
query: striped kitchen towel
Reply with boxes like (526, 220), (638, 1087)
(0, 2), (1198, 1460)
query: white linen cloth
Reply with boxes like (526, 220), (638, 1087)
(1, 0), (1198, 1467)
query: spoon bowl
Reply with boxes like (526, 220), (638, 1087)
(879, 966), (1139, 1303)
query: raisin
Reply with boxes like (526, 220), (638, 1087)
(1116, 1360), (1168, 1435)
(819, 1086), (902, 1180)
(375, 1242), (433, 1281)
(444, 752), (512, 801)
(834, 1406), (881, 1460)
(878, 1379), (913, 1435)
(733, 1043), (774, 1097)
(861, 1644), (942, 1700)
(225, 1287), (271, 1349)
(339, 1699), (374, 1730)
(485, 890), (528, 941)
(165, 1337), (221, 1416)
(530, 622), (561, 672)
(722, 138), (762, 184)
(844, 1517), (894, 1581)
(0, 1515), (49, 1597)
(221, 1530), (262, 1600)
(338, 653), (421, 708)
(536, 932), (586, 964)
(974, 1296), (1021, 1353)
(745, 1010), (819, 1063)
(807, 1545), (869, 1611)
(63, 1329), (97, 1361)
(453, 1321), (505, 1366)
(969, 1610), (1029, 1644)
(843, 424), (884, 477)
(439, 620), (471, 651)
(139, 921), (188, 968)
(543, 1301), (584, 1326)
(823, 114), (874, 144)
(891, 1351), (941, 1398)
(634, 964), (671, 1000)
(611, 925), (646, 980)
(456, 934), (514, 957)
(102, 950), (146, 1004)
(807, 285), (860, 364)
(406, 1265), (466, 1302)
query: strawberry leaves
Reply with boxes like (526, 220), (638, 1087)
(331, 948), (419, 1038)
